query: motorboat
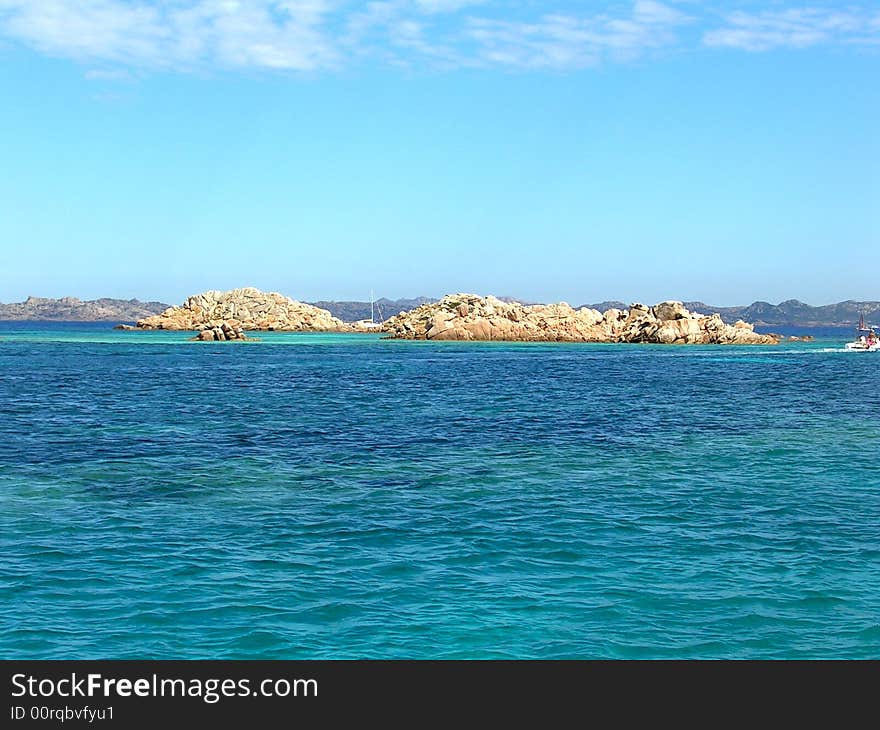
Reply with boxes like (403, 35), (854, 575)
(845, 313), (880, 351)
(846, 337), (880, 352)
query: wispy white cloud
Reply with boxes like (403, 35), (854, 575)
(0, 0), (340, 71)
(463, 1), (692, 69)
(342, 0), (692, 70)
(703, 6), (880, 51)
(0, 1), (876, 75)
(0, 0), (166, 64)
(339, 0), (481, 70)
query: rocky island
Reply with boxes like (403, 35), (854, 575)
(134, 288), (349, 332)
(123, 288), (781, 344)
(383, 294), (778, 344)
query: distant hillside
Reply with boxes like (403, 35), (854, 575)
(683, 300), (879, 327)
(585, 300), (627, 312)
(0, 296), (169, 321)
(581, 299), (878, 327)
(308, 297), (435, 322)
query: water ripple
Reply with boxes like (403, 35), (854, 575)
(1, 327), (879, 657)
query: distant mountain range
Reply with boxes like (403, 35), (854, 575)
(1, 295), (876, 327)
(0, 296), (169, 321)
(307, 297), (435, 322)
(582, 299), (879, 327)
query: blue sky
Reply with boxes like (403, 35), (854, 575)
(0, 1), (877, 306)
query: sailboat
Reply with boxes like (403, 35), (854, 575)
(845, 311), (880, 351)
(355, 289), (384, 331)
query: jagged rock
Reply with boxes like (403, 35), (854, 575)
(191, 321), (250, 341)
(383, 293), (779, 345)
(136, 288), (349, 332)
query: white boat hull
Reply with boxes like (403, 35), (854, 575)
(845, 342), (880, 352)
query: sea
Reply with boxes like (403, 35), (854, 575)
(1, 321), (878, 659)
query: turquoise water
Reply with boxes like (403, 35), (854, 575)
(1, 323), (878, 659)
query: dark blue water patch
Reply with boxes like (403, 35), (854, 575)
(753, 325), (854, 339)
(0, 319), (127, 330)
(1, 331), (879, 659)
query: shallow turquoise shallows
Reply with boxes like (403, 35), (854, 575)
(1, 323), (878, 659)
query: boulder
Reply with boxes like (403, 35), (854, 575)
(465, 320), (493, 340)
(652, 301), (690, 321)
